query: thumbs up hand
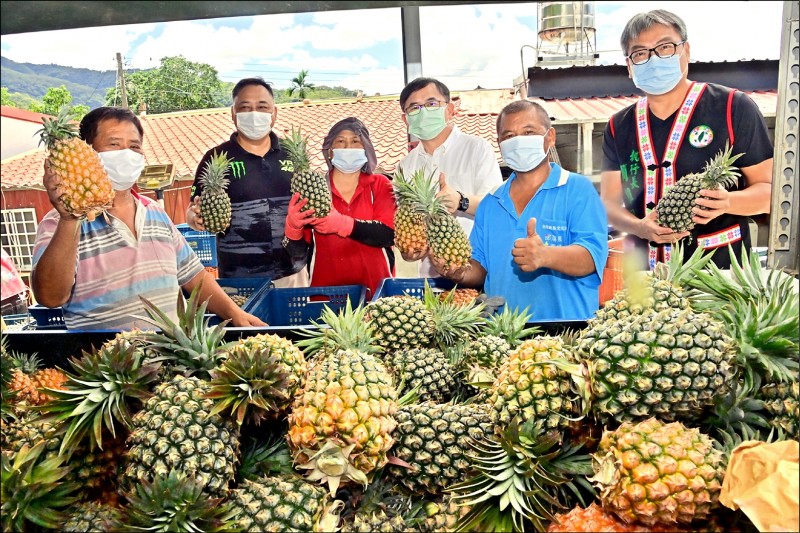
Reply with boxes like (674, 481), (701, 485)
(511, 217), (548, 272)
(435, 172), (460, 215)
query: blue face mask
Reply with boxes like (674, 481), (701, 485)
(331, 148), (368, 174)
(631, 53), (684, 95)
(500, 133), (549, 173)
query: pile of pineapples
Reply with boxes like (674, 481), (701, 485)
(1, 245), (797, 532)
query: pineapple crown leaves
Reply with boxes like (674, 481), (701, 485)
(1, 441), (81, 532)
(36, 106), (80, 150)
(32, 339), (160, 456)
(237, 434), (294, 481)
(482, 306), (540, 346)
(423, 281), (486, 350)
(295, 299), (380, 357)
(198, 150), (232, 193)
(119, 469), (238, 532)
(449, 417), (593, 533)
(282, 127), (311, 172)
(698, 141), (744, 189)
(134, 282), (231, 378)
(686, 245), (799, 385)
(393, 167), (450, 219)
(205, 343), (290, 426)
(652, 240), (715, 288)
(701, 378), (771, 442)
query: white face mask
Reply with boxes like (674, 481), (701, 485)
(499, 133), (549, 172)
(236, 111), (272, 140)
(331, 148), (368, 173)
(98, 149), (146, 191)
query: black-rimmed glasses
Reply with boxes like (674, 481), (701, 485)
(627, 41), (685, 65)
(405, 99), (447, 116)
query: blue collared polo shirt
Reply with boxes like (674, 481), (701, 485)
(471, 163), (608, 321)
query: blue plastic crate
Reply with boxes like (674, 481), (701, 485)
(176, 223), (192, 235)
(216, 277), (273, 307)
(27, 304), (66, 329)
(183, 231), (218, 267)
(1, 314), (36, 331)
(245, 285), (366, 326)
(371, 277), (456, 301)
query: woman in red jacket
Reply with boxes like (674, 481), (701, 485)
(283, 117), (396, 299)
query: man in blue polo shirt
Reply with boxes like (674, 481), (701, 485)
(431, 100), (608, 321)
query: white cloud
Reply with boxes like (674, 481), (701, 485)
(1, 1), (785, 98)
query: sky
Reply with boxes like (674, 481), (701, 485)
(0, 1), (786, 97)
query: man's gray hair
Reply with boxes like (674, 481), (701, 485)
(620, 10), (688, 55)
(496, 100), (551, 134)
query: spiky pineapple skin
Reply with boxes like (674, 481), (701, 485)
(591, 418), (724, 527)
(287, 349), (398, 479)
(283, 129), (331, 218)
(427, 213), (472, 271)
(123, 375), (240, 496)
(389, 402), (494, 495)
(63, 501), (122, 533)
(761, 381), (799, 438)
(388, 348), (456, 403)
(547, 503), (684, 532)
(342, 511), (407, 532)
(364, 296), (435, 353)
(394, 203), (428, 254)
(199, 151), (233, 234)
(489, 336), (580, 431)
(580, 306), (735, 424)
(38, 108), (115, 222)
(655, 146), (742, 232)
(231, 475), (329, 532)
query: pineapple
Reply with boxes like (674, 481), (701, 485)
(206, 340), (290, 426)
(439, 287), (479, 306)
(295, 299), (381, 361)
(420, 495), (473, 533)
(198, 150), (233, 234)
(117, 470), (237, 531)
(237, 433), (295, 481)
(37, 106), (115, 221)
(230, 474), (341, 532)
(394, 203), (428, 255)
(489, 335), (582, 431)
(590, 417), (724, 527)
(287, 349), (398, 496)
(63, 501), (122, 533)
(364, 295), (435, 353)
(230, 294), (249, 307)
(547, 503), (685, 532)
(388, 401), (495, 495)
(123, 375), (241, 496)
(7, 351), (42, 406)
(1, 441), (81, 532)
(283, 127), (332, 218)
(342, 510), (408, 533)
(465, 306), (539, 370)
(388, 348), (456, 403)
(656, 144), (743, 232)
(234, 333), (307, 415)
(760, 381), (798, 439)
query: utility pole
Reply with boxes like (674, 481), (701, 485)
(116, 52), (128, 109)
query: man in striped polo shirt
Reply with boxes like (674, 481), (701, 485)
(32, 107), (266, 330)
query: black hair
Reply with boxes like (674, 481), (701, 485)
(79, 107), (144, 144)
(232, 77), (275, 100)
(399, 77), (451, 110)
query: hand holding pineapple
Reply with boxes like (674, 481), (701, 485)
(187, 196), (206, 231)
(284, 193), (317, 240)
(641, 209), (691, 244)
(42, 159), (79, 221)
(435, 172), (460, 214)
(691, 186), (731, 225)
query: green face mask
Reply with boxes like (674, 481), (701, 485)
(407, 107), (447, 140)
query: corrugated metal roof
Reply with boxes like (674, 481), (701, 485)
(0, 90), (778, 190)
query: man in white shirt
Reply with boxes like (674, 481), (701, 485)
(396, 77), (503, 277)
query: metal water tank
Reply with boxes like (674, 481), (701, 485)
(538, 1), (596, 43)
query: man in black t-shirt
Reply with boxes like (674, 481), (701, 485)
(601, 9), (773, 269)
(186, 77), (309, 284)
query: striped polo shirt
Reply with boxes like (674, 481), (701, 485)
(33, 192), (204, 330)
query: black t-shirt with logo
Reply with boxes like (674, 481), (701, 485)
(602, 83), (773, 268)
(191, 132), (306, 279)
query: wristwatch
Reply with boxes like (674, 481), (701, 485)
(457, 191), (469, 212)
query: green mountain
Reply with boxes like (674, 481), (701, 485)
(1, 56), (120, 109)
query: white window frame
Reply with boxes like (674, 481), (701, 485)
(1, 208), (38, 273)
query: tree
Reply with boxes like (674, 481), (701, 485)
(288, 70), (315, 100)
(106, 56), (227, 114)
(29, 85), (89, 118)
(1, 87), (15, 107)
